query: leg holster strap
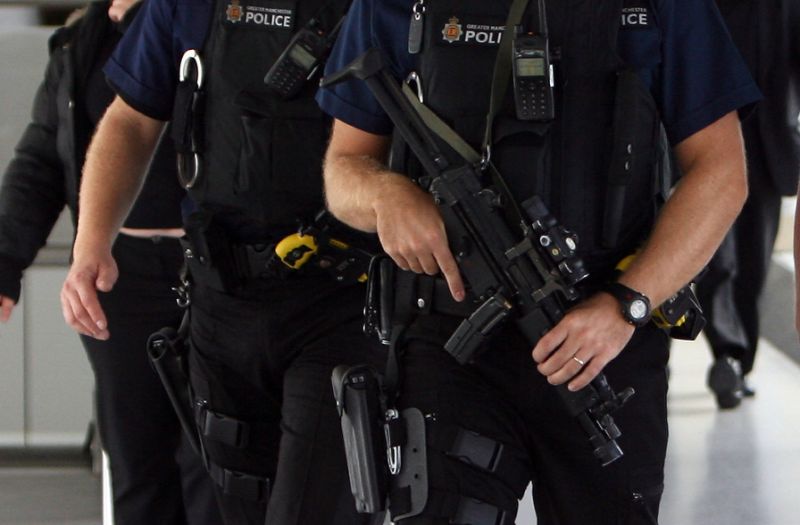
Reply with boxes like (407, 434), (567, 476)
(207, 461), (270, 502)
(195, 403), (275, 450)
(427, 422), (530, 498)
(391, 486), (514, 525)
(195, 405), (250, 448)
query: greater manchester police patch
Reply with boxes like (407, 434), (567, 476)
(439, 15), (504, 46)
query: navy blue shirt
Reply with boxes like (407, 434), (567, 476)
(317, 0), (761, 145)
(104, 0), (214, 121)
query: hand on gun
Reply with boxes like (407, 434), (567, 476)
(373, 174), (466, 302)
(532, 292), (635, 391)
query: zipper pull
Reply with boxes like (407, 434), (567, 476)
(408, 0), (426, 54)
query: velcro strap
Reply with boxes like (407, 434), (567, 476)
(208, 462), (270, 502)
(428, 423), (530, 497)
(426, 488), (515, 525)
(198, 407), (250, 448)
(194, 400), (283, 454)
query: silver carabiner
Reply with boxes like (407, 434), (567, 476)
(171, 278), (191, 308)
(412, 0), (425, 16)
(480, 144), (492, 171)
(384, 409), (402, 475)
(405, 71), (424, 104)
(179, 49), (204, 89)
(177, 50), (204, 188)
(177, 152), (201, 189)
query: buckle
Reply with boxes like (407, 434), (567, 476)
(450, 428), (503, 473)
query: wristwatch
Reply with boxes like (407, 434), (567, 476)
(602, 282), (651, 327)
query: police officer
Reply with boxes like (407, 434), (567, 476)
(59, 0), (383, 523)
(318, 0), (759, 523)
(0, 1), (220, 523)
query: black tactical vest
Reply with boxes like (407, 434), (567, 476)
(392, 0), (666, 278)
(191, 0), (349, 239)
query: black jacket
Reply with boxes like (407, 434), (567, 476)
(0, 2), (121, 302)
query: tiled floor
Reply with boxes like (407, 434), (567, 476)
(1, 258), (799, 525)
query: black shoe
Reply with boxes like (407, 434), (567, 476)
(707, 356), (744, 409)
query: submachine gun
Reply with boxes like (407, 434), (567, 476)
(323, 48), (635, 469)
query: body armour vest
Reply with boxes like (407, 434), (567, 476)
(191, 0), (349, 239)
(391, 0), (668, 279)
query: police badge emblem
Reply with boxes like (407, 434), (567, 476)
(441, 16), (462, 43)
(226, 0), (243, 23)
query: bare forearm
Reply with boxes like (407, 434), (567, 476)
(618, 113), (748, 306)
(74, 98), (164, 253)
(323, 119), (404, 232)
(324, 153), (396, 232)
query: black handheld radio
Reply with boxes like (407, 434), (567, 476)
(264, 17), (344, 99)
(512, 0), (554, 121)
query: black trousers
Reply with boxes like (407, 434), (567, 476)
(393, 314), (670, 525)
(697, 129), (782, 375)
(187, 273), (386, 525)
(81, 234), (221, 525)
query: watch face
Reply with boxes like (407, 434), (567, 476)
(629, 299), (648, 320)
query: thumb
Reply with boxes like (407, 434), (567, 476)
(95, 259), (119, 292)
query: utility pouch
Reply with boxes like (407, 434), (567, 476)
(147, 327), (201, 454)
(181, 212), (243, 292)
(332, 364), (389, 513)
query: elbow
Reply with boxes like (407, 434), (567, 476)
(321, 153), (344, 217)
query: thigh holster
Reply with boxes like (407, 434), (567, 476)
(333, 364), (526, 524)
